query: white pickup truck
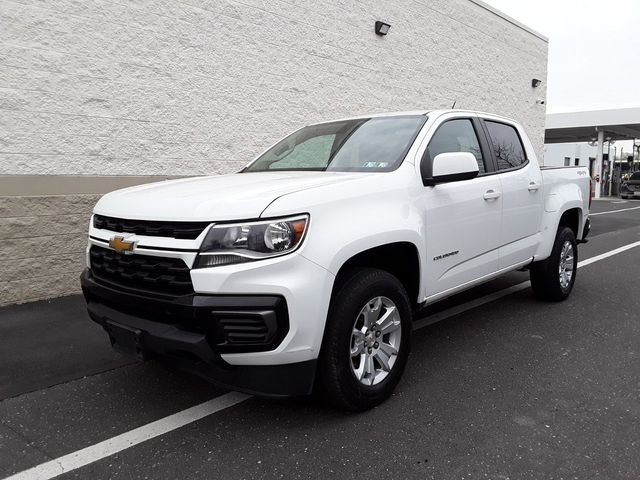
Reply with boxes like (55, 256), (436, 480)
(81, 110), (591, 411)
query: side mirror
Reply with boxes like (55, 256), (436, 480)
(427, 152), (479, 185)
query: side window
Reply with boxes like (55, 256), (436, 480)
(427, 119), (485, 174)
(485, 121), (527, 170)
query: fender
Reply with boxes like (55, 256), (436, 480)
(261, 164), (428, 301)
(535, 202), (585, 261)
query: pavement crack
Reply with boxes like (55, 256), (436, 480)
(1, 418), (57, 464)
(0, 360), (136, 403)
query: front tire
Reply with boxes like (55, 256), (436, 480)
(530, 226), (578, 302)
(318, 268), (412, 411)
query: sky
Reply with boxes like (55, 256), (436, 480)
(483, 0), (640, 113)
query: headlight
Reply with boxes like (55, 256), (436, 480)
(193, 215), (309, 268)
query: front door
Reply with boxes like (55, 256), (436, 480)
(419, 116), (502, 301)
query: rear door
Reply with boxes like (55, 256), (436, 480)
(418, 113), (502, 300)
(480, 118), (544, 268)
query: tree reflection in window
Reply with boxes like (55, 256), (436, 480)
(485, 121), (527, 170)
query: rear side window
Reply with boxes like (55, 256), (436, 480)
(427, 119), (485, 174)
(485, 121), (527, 170)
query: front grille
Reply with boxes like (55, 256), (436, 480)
(93, 214), (210, 240)
(89, 245), (193, 296)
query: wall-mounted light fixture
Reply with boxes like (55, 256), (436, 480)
(375, 21), (391, 36)
(531, 78), (542, 88)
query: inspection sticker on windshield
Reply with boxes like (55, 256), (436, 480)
(364, 162), (389, 168)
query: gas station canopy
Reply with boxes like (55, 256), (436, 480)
(544, 107), (640, 198)
(545, 107), (640, 144)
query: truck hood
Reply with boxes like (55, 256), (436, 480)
(94, 171), (368, 221)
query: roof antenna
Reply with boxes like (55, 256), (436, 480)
(451, 100), (457, 109)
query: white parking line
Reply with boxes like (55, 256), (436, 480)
(3, 392), (250, 480)
(5, 240), (640, 480)
(590, 205), (640, 216)
(574, 240), (640, 267)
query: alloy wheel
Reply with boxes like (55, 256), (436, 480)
(558, 240), (575, 289)
(349, 296), (402, 386)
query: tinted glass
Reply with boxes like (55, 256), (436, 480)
(244, 116), (426, 172)
(427, 119), (485, 173)
(485, 121), (527, 170)
(630, 172), (640, 181)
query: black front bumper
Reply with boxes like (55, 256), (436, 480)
(80, 269), (316, 397)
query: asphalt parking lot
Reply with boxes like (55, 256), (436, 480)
(1, 198), (639, 480)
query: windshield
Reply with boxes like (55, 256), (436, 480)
(243, 116), (426, 173)
(630, 172), (640, 181)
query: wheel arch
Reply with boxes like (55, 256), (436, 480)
(535, 204), (586, 261)
(332, 241), (422, 308)
(558, 207), (582, 237)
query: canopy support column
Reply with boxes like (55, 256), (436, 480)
(594, 129), (604, 199)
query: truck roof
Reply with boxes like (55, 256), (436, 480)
(311, 109), (518, 125)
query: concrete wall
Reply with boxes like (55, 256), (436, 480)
(0, 194), (98, 305)
(0, 0), (548, 306)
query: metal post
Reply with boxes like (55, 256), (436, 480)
(607, 140), (612, 196)
(619, 147), (622, 193)
(609, 147), (621, 196)
(594, 129), (604, 199)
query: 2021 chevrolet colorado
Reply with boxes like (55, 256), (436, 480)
(81, 110), (591, 411)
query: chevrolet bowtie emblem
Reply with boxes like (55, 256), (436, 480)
(108, 236), (136, 254)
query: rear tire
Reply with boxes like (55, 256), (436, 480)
(318, 268), (412, 411)
(530, 227), (577, 302)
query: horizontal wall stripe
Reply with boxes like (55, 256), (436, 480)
(0, 175), (187, 196)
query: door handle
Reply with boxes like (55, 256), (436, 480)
(483, 189), (501, 201)
(528, 181), (541, 192)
